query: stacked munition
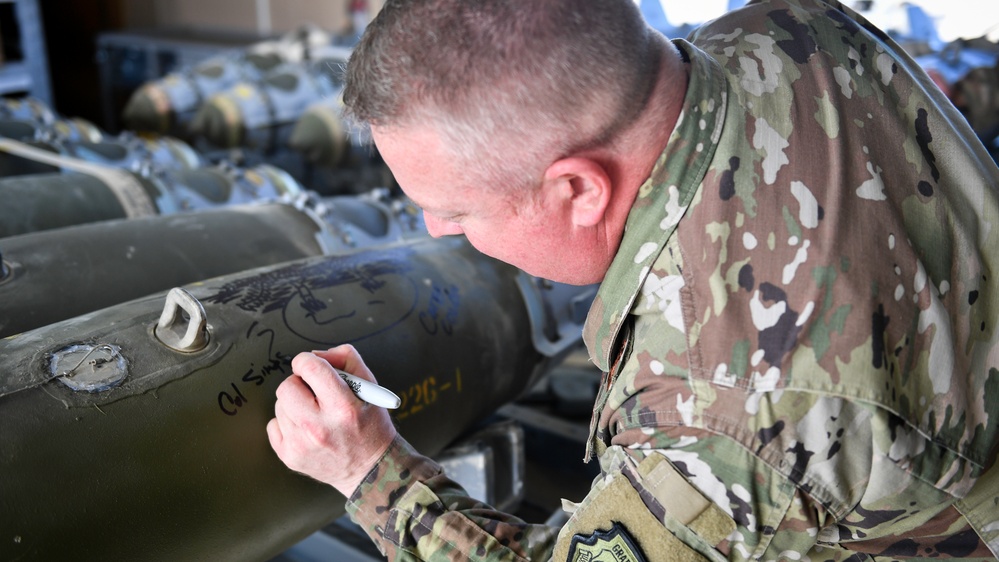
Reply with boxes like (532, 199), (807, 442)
(0, 96), (306, 238)
(0, 116), (103, 145)
(0, 148), (304, 238)
(57, 132), (202, 173)
(121, 33), (387, 196)
(190, 46), (352, 151)
(0, 97), (107, 177)
(0, 97), (196, 177)
(195, 75), (387, 196)
(150, 162), (303, 212)
(0, 190), (426, 338)
(0, 236), (591, 561)
(123, 26), (340, 136)
(288, 96), (369, 169)
(0, 96), (58, 123)
(0, 133), (202, 179)
(0, 99), (301, 239)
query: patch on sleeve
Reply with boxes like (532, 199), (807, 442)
(553, 448), (732, 561)
(567, 522), (647, 562)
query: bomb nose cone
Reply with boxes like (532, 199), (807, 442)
(67, 117), (105, 143)
(245, 52), (283, 74)
(288, 107), (345, 168)
(190, 95), (243, 148)
(123, 86), (172, 133)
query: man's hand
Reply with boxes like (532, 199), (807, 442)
(267, 345), (398, 496)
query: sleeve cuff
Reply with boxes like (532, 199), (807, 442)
(345, 433), (444, 534)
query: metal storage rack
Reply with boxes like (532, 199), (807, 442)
(0, 0), (51, 103)
(95, 27), (265, 132)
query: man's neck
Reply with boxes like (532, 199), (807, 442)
(596, 36), (690, 238)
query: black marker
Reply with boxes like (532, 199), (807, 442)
(334, 368), (402, 409)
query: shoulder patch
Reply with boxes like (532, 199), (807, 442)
(567, 522), (647, 562)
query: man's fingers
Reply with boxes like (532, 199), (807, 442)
(274, 372), (323, 412)
(291, 352), (354, 407)
(266, 417), (283, 450)
(313, 345), (377, 383)
(273, 394), (300, 428)
(268, 348), (399, 494)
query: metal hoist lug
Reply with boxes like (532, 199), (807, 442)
(154, 287), (210, 353)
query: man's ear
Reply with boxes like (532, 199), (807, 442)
(542, 157), (611, 228)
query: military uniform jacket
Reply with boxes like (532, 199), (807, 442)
(346, 0), (999, 559)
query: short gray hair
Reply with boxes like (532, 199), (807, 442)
(343, 0), (660, 191)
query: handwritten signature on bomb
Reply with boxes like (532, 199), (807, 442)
(218, 321), (292, 416)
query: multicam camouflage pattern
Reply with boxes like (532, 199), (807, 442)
(347, 0), (999, 559)
(585, 0), (999, 559)
(347, 434), (559, 560)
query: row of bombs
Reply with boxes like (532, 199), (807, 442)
(0, 94), (387, 239)
(0, 87), (369, 195)
(121, 25), (364, 169)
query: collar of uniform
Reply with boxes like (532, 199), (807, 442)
(582, 39), (729, 372)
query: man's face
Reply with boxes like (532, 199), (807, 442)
(371, 125), (589, 284)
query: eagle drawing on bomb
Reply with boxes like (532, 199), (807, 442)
(204, 253), (419, 345)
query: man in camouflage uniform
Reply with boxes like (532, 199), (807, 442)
(267, 0), (999, 559)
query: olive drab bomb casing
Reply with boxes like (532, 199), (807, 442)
(0, 96), (104, 146)
(0, 203), (326, 338)
(0, 151), (304, 238)
(288, 96), (373, 169)
(0, 117), (104, 144)
(150, 162), (304, 213)
(0, 133), (201, 179)
(0, 96), (196, 179)
(0, 236), (590, 561)
(0, 191), (427, 338)
(0, 170), (161, 237)
(61, 134), (203, 173)
(0, 96), (57, 124)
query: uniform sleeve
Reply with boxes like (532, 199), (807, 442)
(345, 434), (559, 561)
